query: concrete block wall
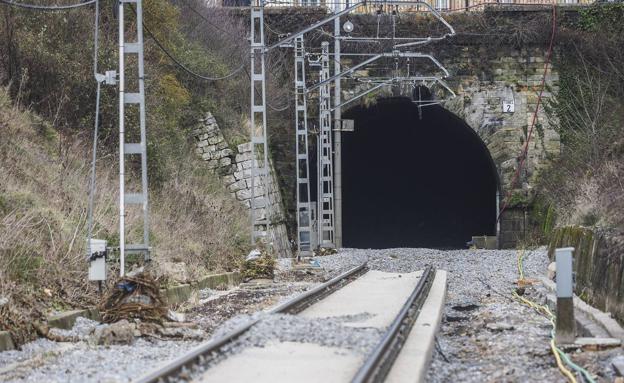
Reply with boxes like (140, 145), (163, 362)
(193, 113), (292, 258)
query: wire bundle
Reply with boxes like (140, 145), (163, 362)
(514, 249), (596, 383)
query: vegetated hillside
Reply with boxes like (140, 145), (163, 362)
(0, 0), (252, 342)
(531, 4), (624, 240)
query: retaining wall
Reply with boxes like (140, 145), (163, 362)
(549, 226), (624, 325)
(193, 113), (292, 258)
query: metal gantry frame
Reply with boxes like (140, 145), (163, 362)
(249, 0), (456, 257)
(118, 0), (150, 276)
(250, 4), (271, 245)
(317, 41), (335, 248)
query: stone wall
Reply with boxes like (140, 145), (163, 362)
(193, 113), (292, 258)
(443, 47), (561, 197)
(499, 207), (526, 249)
(343, 47), (561, 199)
(340, 46), (561, 248)
(549, 226), (624, 325)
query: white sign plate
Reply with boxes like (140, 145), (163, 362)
(502, 100), (515, 113)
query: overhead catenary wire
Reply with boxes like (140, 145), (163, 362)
(0, 0), (95, 10)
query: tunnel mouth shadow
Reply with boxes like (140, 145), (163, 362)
(341, 97), (499, 250)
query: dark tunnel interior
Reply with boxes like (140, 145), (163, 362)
(341, 97), (498, 249)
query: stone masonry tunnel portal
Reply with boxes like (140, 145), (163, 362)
(342, 97), (499, 249)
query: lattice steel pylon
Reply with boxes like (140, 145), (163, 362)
(317, 41), (335, 248)
(250, 3), (271, 245)
(294, 35), (314, 256)
(118, 0), (150, 276)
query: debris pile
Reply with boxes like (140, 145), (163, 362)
(99, 272), (168, 323)
(0, 289), (46, 346)
(241, 248), (275, 281)
(314, 247), (338, 257)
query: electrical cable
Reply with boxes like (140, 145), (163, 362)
(177, 0), (248, 51)
(87, 0), (101, 259)
(497, 0), (557, 222)
(132, 6), (246, 81)
(514, 249), (596, 383)
(144, 22), (246, 81)
(0, 0), (95, 10)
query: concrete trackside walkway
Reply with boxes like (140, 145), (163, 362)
(386, 270), (448, 383)
(199, 270), (424, 382)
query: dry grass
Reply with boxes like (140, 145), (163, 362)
(0, 86), (248, 315)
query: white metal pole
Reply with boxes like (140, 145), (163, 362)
(118, 0), (125, 276)
(555, 247), (576, 344)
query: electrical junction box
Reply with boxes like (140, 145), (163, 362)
(341, 119), (355, 132)
(555, 247), (574, 298)
(88, 239), (107, 281)
(105, 70), (117, 86)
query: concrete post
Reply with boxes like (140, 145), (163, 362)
(555, 247), (575, 344)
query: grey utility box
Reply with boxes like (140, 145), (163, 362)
(88, 239), (107, 281)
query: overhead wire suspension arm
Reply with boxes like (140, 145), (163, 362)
(306, 51), (450, 93)
(265, 0), (455, 52)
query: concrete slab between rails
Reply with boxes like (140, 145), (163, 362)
(198, 270), (426, 382)
(299, 270), (424, 328)
(539, 276), (624, 342)
(0, 331), (15, 351)
(386, 270), (448, 383)
(197, 341), (359, 383)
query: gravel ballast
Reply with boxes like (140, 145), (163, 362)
(315, 248), (622, 382)
(2, 248), (622, 382)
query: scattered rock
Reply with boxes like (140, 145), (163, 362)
(314, 247), (338, 257)
(445, 314), (469, 322)
(547, 262), (556, 280)
(90, 320), (136, 345)
(166, 310), (186, 323)
(246, 249), (262, 261)
(241, 250), (275, 281)
(485, 322), (515, 332)
(158, 326), (204, 340)
(240, 279), (274, 289)
(574, 337), (621, 351)
(452, 302), (479, 312)
(613, 355), (624, 377)
(159, 262), (188, 283)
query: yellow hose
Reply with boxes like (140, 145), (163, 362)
(513, 249), (578, 383)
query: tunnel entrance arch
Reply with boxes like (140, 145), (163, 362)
(341, 97), (499, 249)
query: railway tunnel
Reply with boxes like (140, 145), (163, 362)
(341, 96), (499, 249)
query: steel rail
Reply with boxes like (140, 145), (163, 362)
(352, 265), (435, 383)
(134, 262), (368, 383)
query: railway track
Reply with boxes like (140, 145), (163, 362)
(135, 263), (436, 383)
